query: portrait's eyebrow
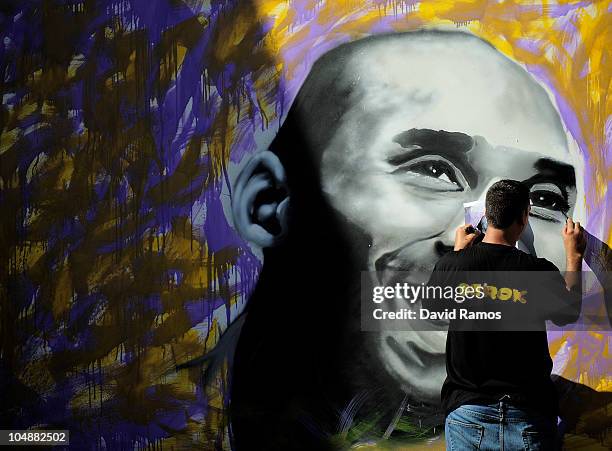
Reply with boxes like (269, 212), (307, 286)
(388, 128), (474, 165)
(522, 158), (576, 192)
(388, 128), (478, 188)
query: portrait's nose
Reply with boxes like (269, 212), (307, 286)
(433, 178), (504, 257)
(471, 177), (504, 205)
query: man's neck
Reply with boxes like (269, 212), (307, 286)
(481, 227), (520, 247)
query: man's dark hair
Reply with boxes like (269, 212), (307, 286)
(485, 180), (530, 229)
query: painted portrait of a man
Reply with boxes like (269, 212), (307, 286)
(228, 30), (608, 450)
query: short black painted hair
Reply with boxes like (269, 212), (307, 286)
(485, 180), (530, 229)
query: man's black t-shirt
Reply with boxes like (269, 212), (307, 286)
(426, 241), (581, 419)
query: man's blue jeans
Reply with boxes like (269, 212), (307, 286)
(445, 397), (558, 450)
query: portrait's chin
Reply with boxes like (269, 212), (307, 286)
(372, 329), (447, 405)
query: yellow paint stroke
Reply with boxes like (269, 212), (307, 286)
(0, 128), (20, 155)
(52, 266), (73, 318)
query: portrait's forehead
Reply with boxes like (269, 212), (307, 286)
(334, 32), (571, 161)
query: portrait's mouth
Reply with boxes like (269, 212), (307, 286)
(374, 240), (451, 331)
(377, 269), (430, 288)
(374, 272), (451, 329)
(373, 232), (445, 279)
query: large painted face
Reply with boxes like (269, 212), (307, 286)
(318, 34), (578, 403)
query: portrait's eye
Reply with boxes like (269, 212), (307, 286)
(391, 155), (468, 192)
(529, 183), (569, 222)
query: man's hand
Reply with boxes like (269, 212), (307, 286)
(454, 225), (481, 251)
(563, 217), (586, 293)
(562, 218), (586, 268)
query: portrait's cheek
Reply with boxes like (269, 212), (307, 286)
(529, 219), (566, 269)
(324, 171), (462, 242)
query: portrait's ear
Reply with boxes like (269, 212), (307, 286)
(231, 150), (289, 248)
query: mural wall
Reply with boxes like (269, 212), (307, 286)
(1, 0), (610, 449)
